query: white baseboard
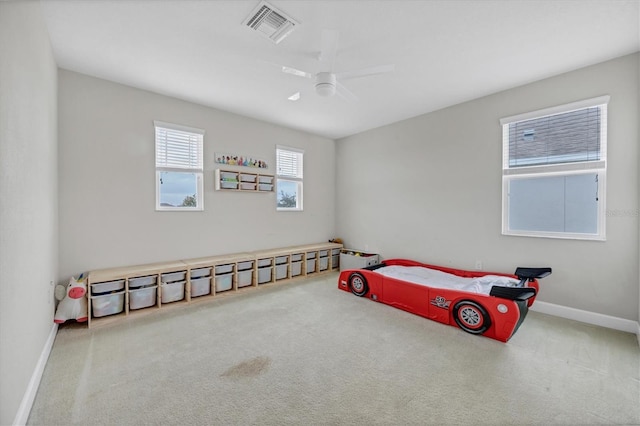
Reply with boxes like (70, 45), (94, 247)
(531, 301), (639, 337)
(13, 323), (58, 426)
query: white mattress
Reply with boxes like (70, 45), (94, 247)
(375, 265), (519, 295)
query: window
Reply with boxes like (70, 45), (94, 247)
(154, 121), (204, 211)
(276, 146), (303, 211)
(501, 96), (608, 240)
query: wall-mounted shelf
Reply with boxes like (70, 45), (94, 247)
(215, 169), (274, 192)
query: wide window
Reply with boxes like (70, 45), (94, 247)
(276, 146), (303, 211)
(154, 121), (204, 211)
(501, 96), (608, 240)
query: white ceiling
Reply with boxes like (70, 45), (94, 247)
(41, 0), (640, 140)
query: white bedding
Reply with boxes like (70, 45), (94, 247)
(375, 265), (519, 295)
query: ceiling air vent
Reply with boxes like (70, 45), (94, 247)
(243, 1), (299, 44)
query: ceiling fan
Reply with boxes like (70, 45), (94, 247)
(281, 29), (395, 101)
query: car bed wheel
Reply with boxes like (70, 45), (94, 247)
(349, 273), (368, 297)
(453, 300), (491, 335)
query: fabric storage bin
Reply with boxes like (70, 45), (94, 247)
(275, 264), (288, 280)
(215, 264), (233, 275)
(240, 174), (257, 182)
(258, 184), (273, 191)
(220, 181), (238, 189)
(161, 281), (185, 303)
(275, 255), (288, 265)
(258, 176), (273, 184)
(257, 258), (272, 268)
(291, 261), (302, 276)
(129, 275), (157, 288)
(129, 285), (157, 310)
(291, 253), (303, 262)
(319, 257), (329, 271)
(190, 277), (211, 297)
(240, 182), (256, 190)
(91, 291), (125, 317)
(215, 273), (233, 292)
(237, 270), (253, 288)
(161, 271), (186, 283)
(190, 267), (212, 279)
(237, 260), (253, 271)
(258, 267), (272, 284)
(91, 279), (124, 295)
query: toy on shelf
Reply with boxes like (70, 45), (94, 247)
(54, 274), (88, 324)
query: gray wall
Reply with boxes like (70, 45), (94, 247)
(336, 53), (639, 321)
(58, 70), (336, 280)
(0, 2), (59, 424)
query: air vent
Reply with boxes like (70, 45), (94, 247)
(243, 1), (298, 44)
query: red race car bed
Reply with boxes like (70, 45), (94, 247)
(338, 258), (551, 342)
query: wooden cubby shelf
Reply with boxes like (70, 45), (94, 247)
(215, 169), (274, 192)
(86, 242), (342, 328)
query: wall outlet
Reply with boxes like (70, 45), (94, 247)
(475, 260), (483, 270)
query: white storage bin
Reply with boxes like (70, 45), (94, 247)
(161, 271), (186, 283)
(258, 268), (272, 284)
(190, 277), (211, 297)
(258, 176), (273, 184)
(220, 181), (238, 189)
(291, 261), (302, 276)
(306, 252), (317, 259)
(340, 250), (380, 271)
(331, 254), (340, 269)
(331, 248), (341, 255)
(257, 258), (272, 267)
(237, 261), (253, 271)
(129, 275), (156, 288)
(240, 182), (256, 190)
(129, 285), (157, 310)
(240, 174), (257, 182)
(258, 184), (273, 191)
(319, 250), (329, 257)
(91, 279), (124, 295)
(291, 253), (303, 262)
(306, 259), (316, 273)
(91, 291), (125, 317)
(275, 255), (288, 265)
(319, 257), (329, 271)
(275, 264), (288, 280)
(215, 273), (233, 292)
(161, 281), (185, 303)
(237, 270), (253, 288)
(215, 264), (233, 275)
(190, 267), (212, 279)
(220, 171), (238, 180)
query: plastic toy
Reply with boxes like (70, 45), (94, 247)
(54, 274), (88, 324)
(338, 258), (551, 342)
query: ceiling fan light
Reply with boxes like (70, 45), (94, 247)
(316, 83), (336, 97)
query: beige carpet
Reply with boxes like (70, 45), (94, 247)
(28, 273), (640, 425)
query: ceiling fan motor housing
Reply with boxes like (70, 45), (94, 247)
(315, 72), (336, 96)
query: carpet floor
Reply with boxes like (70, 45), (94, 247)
(28, 272), (640, 425)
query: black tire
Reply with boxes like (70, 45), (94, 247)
(349, 273), (368, 297)
(453, 300), (491, 335)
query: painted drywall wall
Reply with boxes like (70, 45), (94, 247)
(0, 2), (59, 424)
(58, 70), (336, 280)
(336, 53), (639, 321)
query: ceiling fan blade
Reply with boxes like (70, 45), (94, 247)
(281, 65), (313, 79)
(319, 29), (339, 70)
(287, 92), (301, 101)
(336, 64), (395, 81)
(336, 81), (358, 102)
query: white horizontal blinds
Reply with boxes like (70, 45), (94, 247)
(276, 147), (303, 178)
(507, 106), (603, 168)
(154, 121), (204, 170)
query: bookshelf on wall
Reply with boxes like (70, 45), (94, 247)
(215, 169), (274, 192)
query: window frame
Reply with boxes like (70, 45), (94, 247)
(154, 121), (205, 212)
(500, 96), (609, 241)
(276, 145), (304, 211)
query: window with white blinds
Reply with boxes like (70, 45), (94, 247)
(276, 146), (303, 211)
(500, 96), (608, 240)
(154, 121), (204, 211)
